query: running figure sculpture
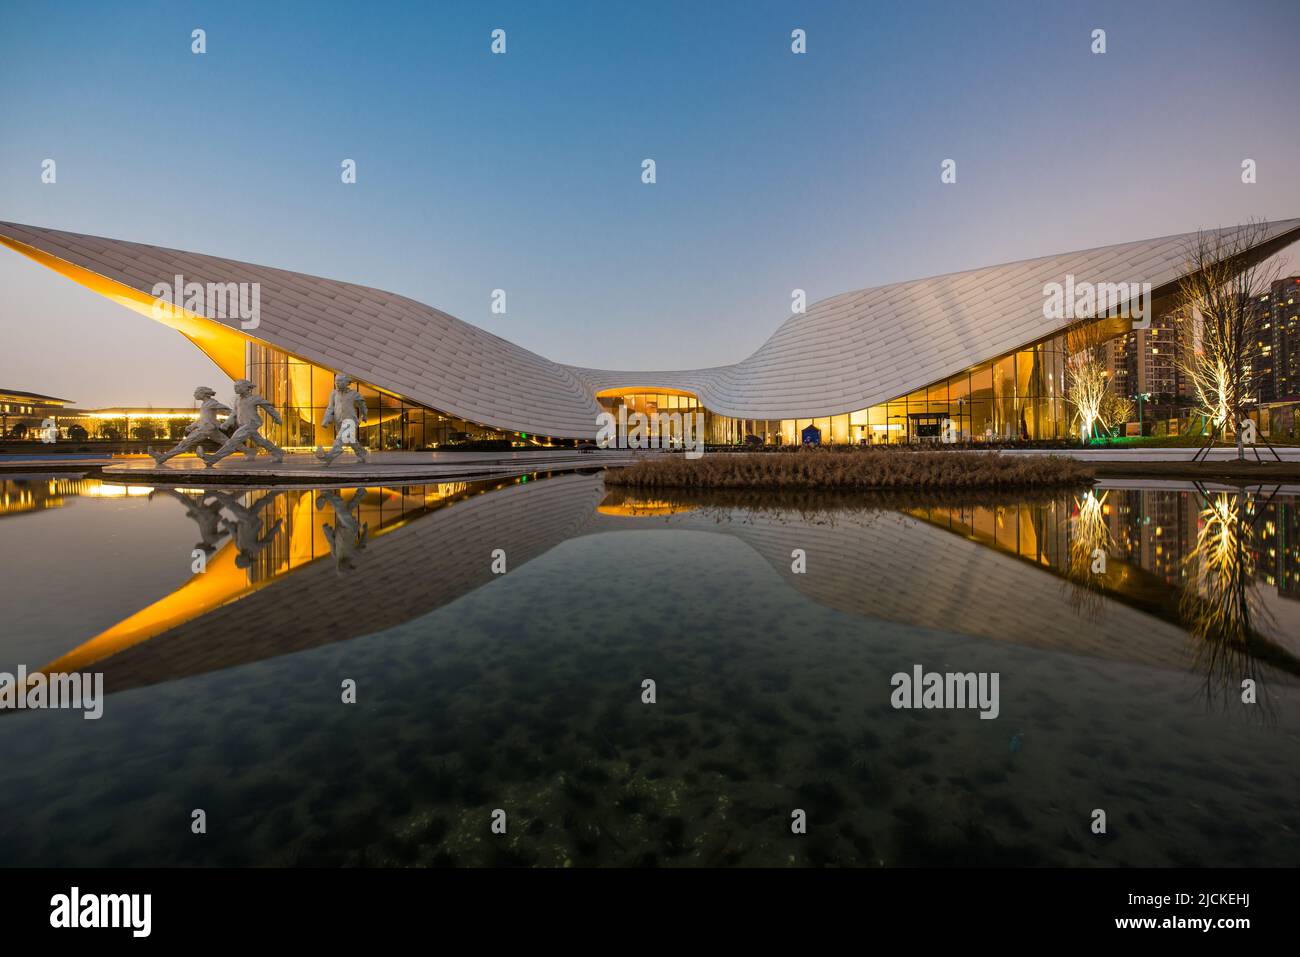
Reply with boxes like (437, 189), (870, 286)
(315, 373), (369, 465)
(148, 488), (228, 558)
(316, 488), (369, 575)
(150, 386), (231, 465)
(199, 379), (285, 467)
(206, 490), (283, 568)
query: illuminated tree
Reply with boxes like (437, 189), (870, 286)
(1066, 489), (1113, 618)
(1170, 221), (1280, 458)
(1065, 321), (1117, 442)
(1099, 391), (1135, 435)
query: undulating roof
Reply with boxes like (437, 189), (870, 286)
(3, 218), (1299, 437)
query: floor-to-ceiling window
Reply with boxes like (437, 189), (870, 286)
(245, 343), (526, 449)
(626, 332), (1074, 446)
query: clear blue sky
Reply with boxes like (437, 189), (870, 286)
(2, 0), (1298, 406)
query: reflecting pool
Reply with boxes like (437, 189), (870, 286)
(1, 473), (1298, 866)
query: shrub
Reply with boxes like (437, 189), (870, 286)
(604, 448), (1093, 490)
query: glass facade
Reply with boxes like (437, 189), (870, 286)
(246, 343), (534, 449)
(843, 334), (1068, 445)
(9, 332), (1075, 450)
(597, 332), (1072, 446)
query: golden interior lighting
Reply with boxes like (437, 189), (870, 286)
(28, 481), (484, 678)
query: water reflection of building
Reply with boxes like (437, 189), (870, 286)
(910, 485), (1299, 613)
(1106, 489), (1199, 585)
(21, 474), (1300, 703)
(1257, 495), (1300, 601)
(30, 475), (587, 689)
(0, 477), (110, 517)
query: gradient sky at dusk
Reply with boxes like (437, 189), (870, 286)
(2, 0), (1298, 406)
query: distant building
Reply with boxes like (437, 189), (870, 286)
(1257, 495), (1300, 602)
(62, 407), (210, 443)
(1250, 276), (1300, 404)
(0, 388), (73, 439)
(0, 390), (202, 443)
(1103, 278), (1299, 430)
(1104, 312), (1186, 429)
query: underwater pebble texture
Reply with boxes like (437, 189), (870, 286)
(2, 505), (1298, 867)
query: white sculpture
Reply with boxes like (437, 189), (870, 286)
(150, 386), (232, 465)
(199, 379), (285, 467)
(315, 373), (369, 465)
(316, 488), (369, 574)
(149, 488), (228, 556)
(206, 490), (283, 568)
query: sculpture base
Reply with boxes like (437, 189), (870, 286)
(96, 449), (641, 487)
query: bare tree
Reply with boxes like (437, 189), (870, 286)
(1065, 320), (1118, 442)
(1170, 220), (1281, 459)
(1100, 391), (1135, 434)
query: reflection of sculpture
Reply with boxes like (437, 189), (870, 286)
(151, 386), (232, 465)
(315, 374), (369, 465)
(149, 488), (228, 556)
(199, 379), (285, 467)
(207, 490), (283, 568)
(316, 488), (369, 574)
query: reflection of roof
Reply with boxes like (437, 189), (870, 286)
(40, 474), (1294, 699)
(0, 389), (71, 404)
(4, 219), (1299, 438)
(76, 474), (606, 694)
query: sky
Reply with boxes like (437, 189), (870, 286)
(1, 0), (1298, 407)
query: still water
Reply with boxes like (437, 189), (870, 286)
(1, 472), (1297, 867)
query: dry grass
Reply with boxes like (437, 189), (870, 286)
(599, 483), (1084, 515)
(604, 448), (1094, 491)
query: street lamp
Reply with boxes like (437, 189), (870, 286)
(1130, 392), (1151, 437)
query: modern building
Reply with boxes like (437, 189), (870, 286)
(3, 219), (1299, 448)
(0, 393), (207, 443)
(1249, 275), (1300, 404)
(0, 388), (72, 439)
(1103, 312), (1187, 431)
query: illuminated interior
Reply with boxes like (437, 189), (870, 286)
(595, 331), (1079, 445)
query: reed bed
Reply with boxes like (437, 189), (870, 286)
(603, 448), (1094, 491)
(598, 482), (1087, 515)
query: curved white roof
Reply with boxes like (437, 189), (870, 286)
(3, 218), (1298, 438)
